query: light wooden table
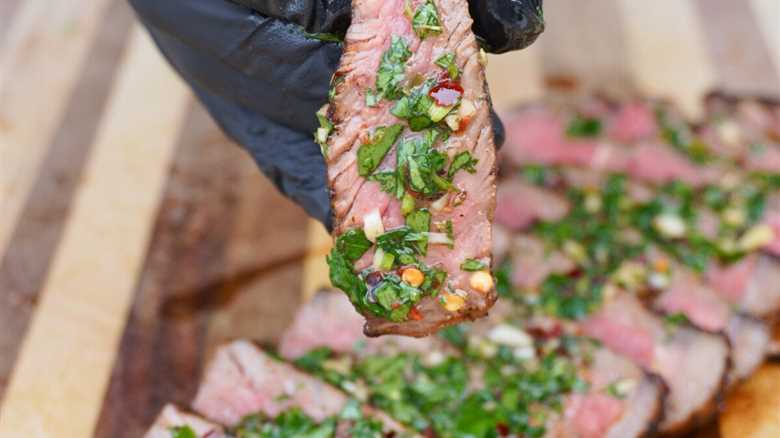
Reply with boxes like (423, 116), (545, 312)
(0, 1), (778, 437)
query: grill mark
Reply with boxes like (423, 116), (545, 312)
(0, 0), (134, 400)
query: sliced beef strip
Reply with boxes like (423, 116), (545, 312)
(494, 178), (569, 231)
(326, 0), (498, 337)
(279, 290), (446, 361)
(726, 314), (770, 384)
(581, 292), (730, 435)
(708, 254), (780, 319)
(191, 340), (406, 434)
(145, 404), (226, 438)
(465, 302), (664, 438)
(548, 348), (666, 438)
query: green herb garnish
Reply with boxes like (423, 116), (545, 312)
(368, 36), (412, 105)
(335, 229), (372, 262)
(169, 426), (196, 438)
(448, 151), (478, 178)
(460, 258), (487, 271)
(435, 52), (460, 79)
(412, 0), (443, 39)
(566, 116), (602, 138)
(357, 124), (403, 176)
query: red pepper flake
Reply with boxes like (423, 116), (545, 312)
(496, 423), (510, 436)
(408, 307), (423, 321)
(429, 81), (463, 107)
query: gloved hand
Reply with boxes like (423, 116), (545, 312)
(128, 0), (544, 230)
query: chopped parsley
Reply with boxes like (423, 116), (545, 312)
(460, 258), (487, 271)
(169, 426), (196, 438)
(391, 80), (437, 131)
(448, 151), (478, 178)
(656, 108), (712, 164)
(412, 0), (443, 39)
(566, 116), (602, 138)
(296, 344), (586, 438)
(435, 52), (460, 79)
(230, 406), (383, 438)
(335, 229), (372, 262)
(539, 274), (604, 320)
(357, 124), (403, 176)
(367, 36), (412, 106)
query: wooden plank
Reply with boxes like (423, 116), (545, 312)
(540, 0), (633, 96)
(0, 0), (112, 257)
(0, 27), (190, 438)
(751, 0), (780, 82)
(301, 219), (333, 302)
(0, 0), (135, 399)
(696, 0), (780, 95)
(485, 45), (544, 112)
(617, 0), (716, 116)
(94, 103), (242, 438)
(0, 0), (23, 46)
(201, 150), (309, 351)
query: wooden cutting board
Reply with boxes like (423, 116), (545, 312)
(0, 0), (778, 437)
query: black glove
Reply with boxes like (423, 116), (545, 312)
(128, 0), (544, 229)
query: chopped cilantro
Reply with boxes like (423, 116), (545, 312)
(539, 274), (603, 320)
(460, 258), (487, 271)
(335, 229), (372, 262)
(368, 36), (412, 105)
(566, 116), (602, 138)
(448, 151), (478, 178)
(357, 124), (403, 176)
(412, 0), (443, 39)
(663, 312), (690, 333)
(391, 81), (436, 131)
(435, 52), (460, 79)
(169, 426), (196, 438)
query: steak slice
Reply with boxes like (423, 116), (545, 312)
(191, 340), (406, 434)
(324, 0), (497, 337)
(582, 292), (730, 435)
(708, 254), (780, 319)
(145, 404), (226, 438)
(726, 314), (770, 383)
(551, 348), (665, 438)
(279, 290), (446, 360)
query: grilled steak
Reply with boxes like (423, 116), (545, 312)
(191, 340), (406, 434)
(549, 348), (665, 438)
(582, 292), (730, 435)
(323, 0), (497, 337)
(726, 314), (770, 383)
(279, 290), (445, 360)
(145, 405), (226, 438)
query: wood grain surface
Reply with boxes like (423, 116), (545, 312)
(0, 1), (777, 437)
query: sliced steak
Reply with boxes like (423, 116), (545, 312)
(279, 290), (444, 360)
(145, 404), (226, 438)
(708, 254), (780, 319)
(653, 266), (731, 332)
(726, 314), (770, 383)
(550, 348), (665, 438)
(582, 292), (730, 435)
(325, 0), (498, 337)
(192, 340), (405, 434)
(494, 178), (569, 231)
